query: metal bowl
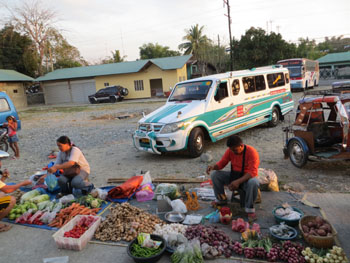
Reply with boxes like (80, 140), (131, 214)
(164, 212), (185, 223)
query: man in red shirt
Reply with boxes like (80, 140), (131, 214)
(206, 135), (260, 221)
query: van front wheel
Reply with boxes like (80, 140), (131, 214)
(188, 128), (204, 158)
(268, 107), (280, 127)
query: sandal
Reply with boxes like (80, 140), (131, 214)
(0, 223), (12, 232)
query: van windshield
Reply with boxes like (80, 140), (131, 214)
(169, 81), (212, 101)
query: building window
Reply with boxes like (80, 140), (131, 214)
(134, 80), (144, 91)
(104, 82), (109, 87)
(13, 89), (18, 93)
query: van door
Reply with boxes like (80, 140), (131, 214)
(206, 79), (235, 138)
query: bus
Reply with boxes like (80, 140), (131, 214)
(133, 66), (294, 157)
(277, 58), (319, 90)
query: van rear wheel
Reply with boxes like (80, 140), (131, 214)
(188, 128), (204, 158)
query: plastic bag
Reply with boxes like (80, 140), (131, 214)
(170, 199), (187, 213)
(136, 183), (154, 202)
(258, 168), (279, 192)
(171, 239), (204, 263)
(59, 194), (75, 204)
(140, 171), (152, 186)
(40, 211), (57, 224)
(154, 183), (180, 200)
(20, 189), (40, 204)
(45, 173), (60, 192)
(90, 188), (108, 200)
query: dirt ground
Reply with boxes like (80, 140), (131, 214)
(4, 82), (350, 194)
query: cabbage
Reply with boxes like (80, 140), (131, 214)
(37, 201), (50, 210)
(20, 190), (40, 204)
(30, 194), (50, 204)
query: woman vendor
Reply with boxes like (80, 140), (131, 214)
(41, 136), (94, 197)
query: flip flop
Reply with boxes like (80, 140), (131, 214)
(0, 223), (12, 232)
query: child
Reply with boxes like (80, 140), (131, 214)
(5, 116), (19, 159)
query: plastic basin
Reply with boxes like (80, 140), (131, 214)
(127, 234), (166, 263)
(272, 206), (304, 226)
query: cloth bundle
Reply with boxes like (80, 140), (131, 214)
(107, 176), (143, 199)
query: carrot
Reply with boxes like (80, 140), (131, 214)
(79, 208), (90, 215)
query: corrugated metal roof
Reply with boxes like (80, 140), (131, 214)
(0, 69), (34, 82)
(317, 51), (350, 64)
(150, 55), (192, 70)
(36, 55), (192, 82)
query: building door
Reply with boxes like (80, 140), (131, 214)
(150, 79), (163, 97)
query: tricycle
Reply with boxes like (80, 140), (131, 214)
(283, 88), (350, 168)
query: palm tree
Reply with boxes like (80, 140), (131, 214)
(178, 24), (208, 58)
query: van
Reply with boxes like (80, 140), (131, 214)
(0, 92), (21, 129)
(132, 66), (293, 157)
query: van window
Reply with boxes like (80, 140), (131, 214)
(232, 79), (240, 96)
(215, 82), (228, 101)
(243, 75), (266, 93)
(0, 99), (10, 112)
(285, 73), (289, 84)
(267, 72), (285, 88)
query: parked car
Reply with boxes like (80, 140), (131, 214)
(283, 88), (350, 168)
(88, 85), (128, 104)
(0, 92), (21, 152)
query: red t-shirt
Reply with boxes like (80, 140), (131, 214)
(215, 144), (260, 177)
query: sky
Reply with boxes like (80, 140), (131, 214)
(1, 0), (350, 64)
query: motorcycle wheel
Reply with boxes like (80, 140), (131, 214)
(0, 140), (9, 152)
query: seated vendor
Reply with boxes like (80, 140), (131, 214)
(206, 135), (260, 222)
(0, 157), (31, 232)
(40, 136), (94, 197)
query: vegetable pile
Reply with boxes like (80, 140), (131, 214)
(301, 216), (333, 237)
(232, 218), (250, 233)
(10, 189), (24, 204)
(185, 225), (234, 258)
(94, 203), (163, 242)
(63, 216), (98, 239)
(302, 246), (349, 263)
(153, 223), (188, 249)
(48, 203), (100, 228)
(171, 239), (203, 263)
(73, 194), (105, 208)
(270, 223), (296, 239)
(131, 243), (162, 258)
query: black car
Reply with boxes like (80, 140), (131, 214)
(88, 85), (128, 104)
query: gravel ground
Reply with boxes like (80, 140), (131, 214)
(4, 84), (350, 193)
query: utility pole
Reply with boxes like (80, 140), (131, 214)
(269, 20), (273, 34)
(224, 0), (233, 71)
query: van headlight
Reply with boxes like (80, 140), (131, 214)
(160, 122), (184, 134)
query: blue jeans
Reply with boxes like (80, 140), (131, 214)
(211, 170), (260, 213)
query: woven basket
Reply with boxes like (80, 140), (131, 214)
(299, 215), (337, 248)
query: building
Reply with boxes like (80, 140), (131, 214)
(36, 55), (192, 105)
(317, 51), (350, 79)
(0, 69), (33, 109)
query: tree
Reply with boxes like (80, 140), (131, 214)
(0, 25), (38, 76)
(102, 49), (127, 64)
(46, 28), (87, 70)
(232, 27), (297, 69)
(178, 24), (208, 58)
(296, 38), (323, 60)
(139, 43), (180, 59)
(3, 0), (59, 75)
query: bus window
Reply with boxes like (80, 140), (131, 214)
(214, 82), (228, 101)
(232, 79), (240, 96)
(255, 75), (266, 91)
(267, 72), (285, 88)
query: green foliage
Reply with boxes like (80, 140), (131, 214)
(0, 25), (39, 77)
(196, 41), (230, 73)
(139, 43), (180, 59)
(102, 49), (127, 64)
(232, 27), (298, 70)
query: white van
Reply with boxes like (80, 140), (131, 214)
(132, 66), (293, 157)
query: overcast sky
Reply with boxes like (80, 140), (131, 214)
(1, 0), (350, 63)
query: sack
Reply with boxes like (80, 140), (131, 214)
(108, 176), (143, 199)
(136, 183), (154, 202)
(258, 168), (279, 192)
(63, 164), (81, 178)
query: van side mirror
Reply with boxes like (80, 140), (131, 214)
(170, 87), (173, 90)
